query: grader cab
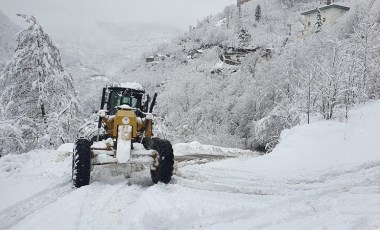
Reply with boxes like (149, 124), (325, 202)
(72, 83), (174, 188)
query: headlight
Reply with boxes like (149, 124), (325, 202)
(122, 117), (130, 124)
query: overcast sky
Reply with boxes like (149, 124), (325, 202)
(0, 0), (236, 39)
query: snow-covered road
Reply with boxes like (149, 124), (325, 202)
(1, 101), (380, 229)
(1, 150), (379, 230)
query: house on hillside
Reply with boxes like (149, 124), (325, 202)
(145, 53), (169, 63)
(220, 47), (270, 65)
(300, 2), (350, 36)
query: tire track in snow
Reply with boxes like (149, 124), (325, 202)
(173, 160), (380, 228)
(99, 184), (146, 228)
(73, 183), (126, 229)
(286, 161), (380, 185)
(72, 181), (146, 230)
(175, 159), (279, 196)
(0, 180), (73, 229)
(176, 160), (380, 196)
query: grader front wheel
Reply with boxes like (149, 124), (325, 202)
(150, 138), (174, 184)
(72, 139), (92, 188)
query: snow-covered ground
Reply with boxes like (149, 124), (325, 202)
(173, 141), (254, 156)
(1, 101), (380, 229)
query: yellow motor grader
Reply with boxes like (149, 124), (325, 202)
(72, 83), (174, 188)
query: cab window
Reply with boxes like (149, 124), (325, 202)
(121, 96), (140, 108)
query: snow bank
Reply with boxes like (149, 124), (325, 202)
(271, 100), (380, 174)
(173, 141), (254, 156)
(56, 143), (74, 153)
(215, 100), (380, 180)
(134, 101), (380, 229)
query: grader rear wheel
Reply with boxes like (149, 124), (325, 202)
(150, 138), (174, 184)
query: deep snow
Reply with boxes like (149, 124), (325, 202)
(1, 101), (380, 229)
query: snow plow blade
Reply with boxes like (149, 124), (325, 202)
(116, 125), (132, 163)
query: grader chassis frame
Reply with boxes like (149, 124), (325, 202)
(72, 83), (173, 188)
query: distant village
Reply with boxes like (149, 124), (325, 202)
(146, 0), (349, 67)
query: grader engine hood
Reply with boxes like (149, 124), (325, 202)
(97, 108), (138, 164)
(112, 109), (138, 138)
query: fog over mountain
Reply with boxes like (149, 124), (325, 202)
(0, 11), (20, 70)
(0, 0), (236, 74)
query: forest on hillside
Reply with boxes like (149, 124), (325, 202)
(117, 0), (380, 150)
(0, 0), (379, 155)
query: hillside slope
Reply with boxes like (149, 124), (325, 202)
(114, 0), (380, 151)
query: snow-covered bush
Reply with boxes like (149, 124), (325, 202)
(253, 115), (289, 152)
(0, 120), (25, 156)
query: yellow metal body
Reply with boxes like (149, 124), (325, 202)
(103, 109), (153, 141)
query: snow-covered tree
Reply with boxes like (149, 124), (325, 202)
(0, 14), (79, 150)
(255, 4), (262, 22)
(315, 8), (323, 33)
(224, 6), (234, 28)
(238, 27), (251, 47)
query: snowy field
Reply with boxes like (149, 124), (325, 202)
(1, 101), (380, 229)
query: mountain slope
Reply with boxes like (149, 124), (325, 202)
(114, 0), (380, 150)
(0, 100), (379, 229)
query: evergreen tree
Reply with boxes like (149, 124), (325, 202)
(238, 27), (252, 47)
(255, 4), (262, 22)
(315, 8), (323, 33)
(0, 14), (79, 149)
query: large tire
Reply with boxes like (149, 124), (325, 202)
(72, 139), (92, 188)
(150, 138), (174, 184)
(142, 137), (152, 150)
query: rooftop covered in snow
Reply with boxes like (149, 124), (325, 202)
(301, 4), (350, 15)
